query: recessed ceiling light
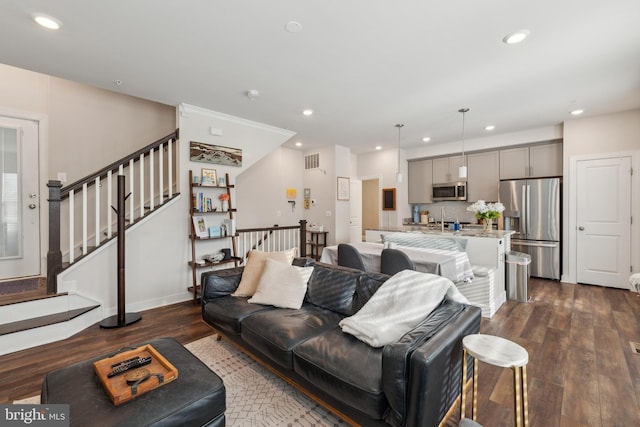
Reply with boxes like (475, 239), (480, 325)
(33, 14), (61, 30)
(295, 141), (302, 147)
(485, 125), (496, 131)
(570, 109), (584, 115)
(302, 109), (313, 116)
(503, 29), (530, 44)
(285, 21), (302, 33)
(422, 137), (431, 143)
(375, 146), (382, 150)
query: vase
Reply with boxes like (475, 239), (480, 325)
(221, 201), (229, 212)
(482, 218), (492, 232)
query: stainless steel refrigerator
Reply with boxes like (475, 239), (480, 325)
(499, 177), (561, 280)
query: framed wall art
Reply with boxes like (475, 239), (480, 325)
(190, 141), (242, 167)
(382, 188), (396, 210)
(337, 177), (350, 200)
(200, 168), (218, 186)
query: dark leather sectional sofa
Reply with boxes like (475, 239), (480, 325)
(201, 258), (481, 427)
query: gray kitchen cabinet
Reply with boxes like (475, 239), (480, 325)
(530, 142), (562, 177)
(408, 158), (432, 203)
(433, 155), (464, 183)
(467, 150), (500, 202)
(499, 141), (562, 179)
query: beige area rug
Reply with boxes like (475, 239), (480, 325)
(15, 335), (346, 426)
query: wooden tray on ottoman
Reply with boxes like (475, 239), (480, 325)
(93, 344), (178, 406)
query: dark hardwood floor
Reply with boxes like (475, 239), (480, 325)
(0, 300), (214, 404)
(2, 279), (640, 426)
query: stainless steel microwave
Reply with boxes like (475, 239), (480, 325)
(432, 182), (467, 201)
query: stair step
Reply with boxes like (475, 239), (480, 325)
(0, 304), (99, 336)
(0, 294), (102, 355)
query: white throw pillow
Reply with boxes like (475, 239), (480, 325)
(248, 259), (314, 309)
(232, 248), (297, 297)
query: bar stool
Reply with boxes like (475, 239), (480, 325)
(461, 334), (529, 427)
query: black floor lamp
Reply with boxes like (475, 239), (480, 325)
(100, 174), (142, 328)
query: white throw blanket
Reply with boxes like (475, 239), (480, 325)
(339, 270), (469, 347)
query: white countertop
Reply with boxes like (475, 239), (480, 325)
(368, 227), (515, 239)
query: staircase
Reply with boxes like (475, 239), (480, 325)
(0, 130), (180, 356)
(0, 289), (101, 356)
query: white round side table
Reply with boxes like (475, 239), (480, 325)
(460, 334), (529, 427)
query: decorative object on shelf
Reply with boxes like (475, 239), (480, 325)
(458, 108), (470, 179)
(467, 200), (505, 232)
(395, 123), (404, 183)
(201, 168), (218, 186)
(208, 226), (222, 238)
(190, 141), (243, 167)
(192, 216), (209, 238)
(203, 252), (225, 262)
(337, 176), (350, 200)
(219, 193), (230, 211)
(218, 175), (226, 187)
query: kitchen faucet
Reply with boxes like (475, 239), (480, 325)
(440, 207), (446, 232)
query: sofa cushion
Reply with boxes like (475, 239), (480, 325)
(248, 259), (314, 309)
(202, 296), (274, 336)
(241, 305), (343, 370)
(293, 327), (387, 419)
(201, 267), (244, 301)
(232, 248), (297, 297)
(305, 262), (361, 315)
(352, 272), (389, 313)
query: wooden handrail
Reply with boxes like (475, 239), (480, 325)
(47, 130), (179, 294)
(60, 130), (179, 197)
(236, 220), (307, 261)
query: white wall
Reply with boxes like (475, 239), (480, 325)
(303, 145), (337, 245)
(357, 147), (409, 229)
(562, 109), (640, 283)
(236, 146), (304, 228)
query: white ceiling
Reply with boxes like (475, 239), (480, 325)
(1, 1), (639, 153)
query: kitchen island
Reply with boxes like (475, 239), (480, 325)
(365, 227), (515, 317)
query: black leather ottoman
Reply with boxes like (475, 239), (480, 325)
(41, 337), (225, 427)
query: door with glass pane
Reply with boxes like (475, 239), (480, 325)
(0, 116), (40, 280)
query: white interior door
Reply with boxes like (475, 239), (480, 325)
(0, 116), (40, 280)
(349, 178), (362, 242)
(576, 156), (631, 288)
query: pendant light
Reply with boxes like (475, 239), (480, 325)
(395, 124), (404, 183)
(458, 108), (469, 179)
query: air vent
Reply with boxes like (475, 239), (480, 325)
(304, 153), (320, 170)
(630, 342), (640, 355)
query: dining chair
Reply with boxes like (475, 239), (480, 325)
(380, 248), (415, 275)
(337, 243), (366, 271)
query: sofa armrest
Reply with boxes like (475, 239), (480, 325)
(381, 298), (468, 427)
(201, 267), (244, 302)
(404, 304), (481, 427)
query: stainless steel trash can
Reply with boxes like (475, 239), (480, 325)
(506, 251), (531, 302)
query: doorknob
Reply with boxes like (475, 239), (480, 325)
(28, 203), (37, 209)
(578, 226), (585, 231)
